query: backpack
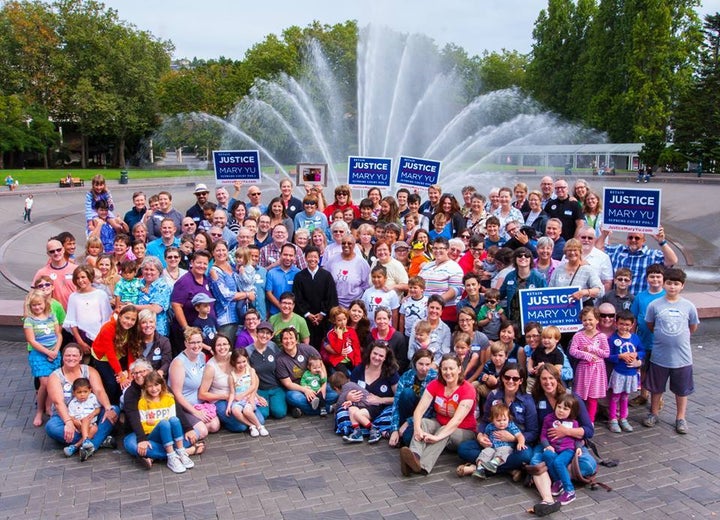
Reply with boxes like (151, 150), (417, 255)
(570, 437), (616, 492)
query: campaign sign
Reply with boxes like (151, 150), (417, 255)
(212, 150), (261, 183)
(348, 156), (392, 189)
(602, 187), (661, 234)
(519, 286), (583, 333)
(396, 156), (441, 189)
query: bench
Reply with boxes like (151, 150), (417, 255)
(59, 178), (84, 187)
(516, 168), (537, 174)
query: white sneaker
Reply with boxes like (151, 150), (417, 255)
(259, 425), (269, 437)
(176, 448), (195, 469)
(166, 452), (187, 473)
(249, 425), (260, 437)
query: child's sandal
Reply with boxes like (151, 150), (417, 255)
(456, 463), (476, 477)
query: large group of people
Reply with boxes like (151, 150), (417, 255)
(25, 173), (699, 515)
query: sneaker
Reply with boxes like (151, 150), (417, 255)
(63, 445), (78, 457)
(100, 435), (117, 449)
(343, 428), (364, 443)
(249, 425), (260, 437)
(258, 425), (269, 437)
(480, 457), (501, 473)
(675, 419), (689, 434)
(629, 395), (648, 407)
(79, 441), (95, 462)
(608, 419), (621, 433)
(619, 418), (634, 432)
(642, 413), (658, 428)
(290, 407), (303, 418)
(310, 396), (320, 410)
(367, 427), (382, 444)
(551, 481), (564, 497)
(472, 467), (488, 480)
(319, 407), (328, 417)
(166, 452), (187, 474)
(176, 448), (195, 469)
(559, 491), (576, 505)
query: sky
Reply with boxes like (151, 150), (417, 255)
(102, 0), (720, 62)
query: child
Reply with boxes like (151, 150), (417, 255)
(528, 325), (564, 383)
(84, 174), (115, 224)
(199, 202), (217, 232)
(472, 402), (526, 479)
(114, 260), (141, 308)
(190, 293), (218, 356)
(473, 342), (507, 400)
(479, 245), (498, 289)
(642, 268), (699, 434)
(23, 194), (33, 223)
(227, 350), (268, 437)
(398, 276), (428, 340)
(362, 265), (400, 328)
(453, 331), (480, 379)
(23, 289), (62, 427)
(607, 310), (644, 433)
(138, 371), (195, 473)
(407, 320), (433, 363)
(569, 307), (609, 423)
(233, 247), (257, 322)
(329, 371), (382, 444)
(597, 267), (635, 311)
(429, 213), (451, 240)
(477, 288), (503, 340)
(484, 217), (504, 249)
(322, 306), (362, 376)
(299, 355), (330, 417)
(84, 236), (104, 267)
(541, 394), (584, 506)
(64, 378), (101, 457)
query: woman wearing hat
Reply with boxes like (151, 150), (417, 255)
(246, 321), (287, 419)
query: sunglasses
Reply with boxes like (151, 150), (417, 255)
(303, 201), (317, 206)
(165, 255), (180, 260)
(627, 236), (643, 241)
(35, 282), (52, 288)
(249, 192), (262, 196)
(615, 277), (631, 282)
(485, 299), (497, 304)
(503, 375), (522, 382)
(341, 242), (354, 246)
(47, 248), (63, 255)
(516, 253), (532, 259)
(460, 234), (470, 239)
(600, 313), (616, 319)
(336, 192), (349, 196)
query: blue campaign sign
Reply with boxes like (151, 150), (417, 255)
(396, 156), (441, 189)
(348, 156), (392, 188)
(519, 286), (583, 333)
(212, 150), (261, 183)
(602, 187), (661, 234)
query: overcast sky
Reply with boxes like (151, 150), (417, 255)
(103, 0), (720, 61)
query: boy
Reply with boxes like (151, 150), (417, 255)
(473, 342), (507, 399)
(198, 202), (217, 232)
(406, 193), (430, 230)
(64, 378), (101, 458)
(527, 326), (565, 393)
(398, 276), (428, 340)
(362, 265), (400, 328)
(269, 292), (310, 344)
(190, 293), (218, 355)
(114, 260), (141, 308)
(477, 288), (503, 340)
(329, 371), (382, 444)
(473, 402), (525, 479)
(484, 216), (504, 249)
(300, 355), (329, 417)
(406, 320), (433, 363)
(480, 246), (499, 288)
(642, 268), (699, 434)
(457, 273), (484, 315)
(597, 267), (635, 311)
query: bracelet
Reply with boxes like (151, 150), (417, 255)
(659, 240), (668, 246)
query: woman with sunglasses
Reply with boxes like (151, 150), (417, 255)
(323, 184), (359, 222)
(549, 239), (603, 305)
(499, 247), (547, 325)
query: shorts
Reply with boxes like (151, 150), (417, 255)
(644, 362), (694, 397)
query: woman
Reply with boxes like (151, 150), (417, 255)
(400, 354), (476, 476)
(370, 307), (408, 373)
(234, 309), (261, 349)
(456, 363), (537, 478)
(493, 187), (524, 241)
(435, 194), (466, 237)
(45, 344), (120, 461)
(293, 228), (310, 251)
(138, 309), (172, 376)
(456, 307), (491, 368)
(377, 196), (400, 226)
(279, 178), (303, 219)
(111, 234), (135, 264)
(311, 228), (328, 260)
(246, 321), (286, 419)
(500, 247), (547, 325)
(367, 187), (383, 219)
(64, 265), (113, 357)
(573, 179), (589, 208)
(522, 321), (543, 394)
(193, 231), (212, 253)
(227, 200), (247, 235)
(170, 250), (214, 356)
(513, 182), (531, 217)
(132, 222), (148, 245)
(162, 246), (187, 287)
(208, 240), (244, 341)
(419, 237), (464, 326)
(549, 239), (603, 304)
(583, 190), (603, 236)
(407, 295), (452, 365)
(372, 241), (408, 294)
(527, 365), (597, 515)
(534, 236), (560, 285)
(348, 300), (372, 351)
(388, 349), (438, 447)
(91, 305), (142, 404)
(168, 327), (218, 437)
(267, 196), (295, 239)
(134, 256), (172, 337)
(357, 223), (376, 265)
(94, 253), (119, 303)
(324, 233), (370, 308)
(324, 184), (359, 221)
(465, 194), (487, 237)
(525, 190), (548, 237)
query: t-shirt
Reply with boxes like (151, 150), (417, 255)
(425, 379), (477, 431)
(269, 313), (310, 343)
(399, 296), (428, 337)
(362, 287), (400, 325)
(645, 297), (699, 368)
(68, 393), (100, 422)
(137, 393), (177, 435)
(300, 370), (326, 391)
(24, 314), (58, 352)
(275, 343), (321, 384)
(531, 346), (565, 368)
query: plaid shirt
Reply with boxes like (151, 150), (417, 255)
(604, 244), (665, 294)
(258, 242), (307, 270)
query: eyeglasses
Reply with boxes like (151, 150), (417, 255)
(131, 370), (149, 376)
(516, 253), (532, 259)
(600, 313), (616, 319)
(471, 248), (484, 253)
(506, 228), (518, 234)
(503, 375), (522, 382)
(249, 192), (261, 196)
(555, 186), (568, 191)
(615, 277), (630, 282)
(341, 241), (354, 246)
(525, 333), (540, 338)
(485, 299), (497, 303)
(35, 282), (52, 288)
(432, 246), (447, 251)
(332, 230), (345, 234)
(47, 248), (63, 255)
(183, 222), (196, 226)
(579, 235), (595, 240)
(165, 255), (180, 260)
(210, 233), (223, 238)
(460, 234), (470, 239)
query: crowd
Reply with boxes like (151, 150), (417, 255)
(25, 173), (698, 515)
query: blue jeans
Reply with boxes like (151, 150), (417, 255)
(395, 387), (421, 445)
(214, 400), (265, 432)
(258, 387), (287, 419)
(457, 439), (532, 471)
(286, 387), (338, 415)
(123, 418), (192, 461)
(543, 448), (576, 493)
(530, 444), (596, 478)
(46, 406), (120, 449)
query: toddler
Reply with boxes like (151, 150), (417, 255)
(228, 350), (268, 437)
(329, 371), (382, 444)
(300, 355), (329, 417)
(64, 378), (101, 458)
(473, 402), (526, 479)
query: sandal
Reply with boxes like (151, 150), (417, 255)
(529, 501), (561, 517)
(139, 457), (153, 470)
(186, 440), (206, 456)
(456, 463), (476, 477)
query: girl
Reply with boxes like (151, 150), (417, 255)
(322, 306), (362, 376)
(33, 275), (66, 326)
(494, 319), (525, 369)
(569, 307), (609, 423)
(227, 350), (268, 437)
(84, 174), (115, 224)
(540, 394), (583, 506)
(233, 247), (256, 322)
(24, 289), (62, 427)
(453, 331), (480, 379)
(84, 236), (104, 267)
(138, 371), (195, 473)
(347, 300), (371, 352)
(607, 311), (644, 433)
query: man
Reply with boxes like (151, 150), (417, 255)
(503, 221), (537, 257)
(146, 219), (180, 267)
(242, 218), (258, 236)
(396, 188), (411, 217)
(539, 176), (555, 209)
(419, 184), (441, 220)
(292, 246), (338, 349)
(237, 226), (254, 249)
(259, 224), (307, 270)
(255, 214), (272, 248)
(246, 185), (267, 214)
(293, 196), (328, 235)
(186, 184), (209, 225)
(147, 191), (183, 241)
(214, 186), (236, 214)
(123, 191), (147, 232)
(597, 226), (678, 294)
(576, 225), (613, 292)
(269, 292), (311, 344)
(180, 217), (197, 236)
(265, 243), (301, 316)
(544, 179), (584, 240)
(212, 209), (238, 249)
(34, 238), (76, 310)
(544, 218), (566, 261)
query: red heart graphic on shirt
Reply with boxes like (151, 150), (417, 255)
(374, 297), (383, 304)
(341, 270), (348, 275)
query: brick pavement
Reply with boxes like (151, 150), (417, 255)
(1, 327), (719, 519)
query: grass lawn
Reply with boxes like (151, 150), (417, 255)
(4, 168), (215, 185)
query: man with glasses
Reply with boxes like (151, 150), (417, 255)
(259, 224), (307, 271)
(597, 226), (678, 294)
(575, 225), (613, 292)
(147, 219), (180, 267)
(246, 185), (267, 214)
(33, 239), (77, 309)
(544, 179), (584, 240)
(266, 246), (302, 317)
(539, 176), (555, 209)
(502, 222), (537, 257)
(186, 184), (209, 225)
(180, 217), (197, 236)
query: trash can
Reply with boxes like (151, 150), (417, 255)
(119, 170), (128, 184)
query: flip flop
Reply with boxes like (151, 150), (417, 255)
(456, 463), (476, 477)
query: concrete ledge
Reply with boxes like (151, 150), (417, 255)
(0, 300), (24, 326)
